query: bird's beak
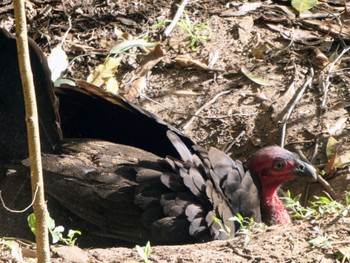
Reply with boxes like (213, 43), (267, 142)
(292, 160), (318, 182)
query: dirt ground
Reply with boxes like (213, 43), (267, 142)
(1, 0), (350, 262)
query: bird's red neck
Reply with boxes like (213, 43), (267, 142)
(260, 185), (291, 224)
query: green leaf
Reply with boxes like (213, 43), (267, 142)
(335, 247), (350, 261)
(292, 0), (318, 13)
(109, 39), (159, 55)
(68, 229), (81, 239)
(144, 241), (151, 256)
(54, 78), (76, 88)
(27, 213), (36, 235)
(47, 214), (56, 231)
(309, 236), (332, 248)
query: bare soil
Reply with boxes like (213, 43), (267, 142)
(1, 0), (350, 262)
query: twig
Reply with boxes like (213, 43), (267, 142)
(141, 92), (237, 120)
(321, 46), (350, 109)
(164, 0), (189, 37)
(224, 130), (246, 153)
(280, 67), (314, 148)
(0, 185), (38, 213)
(310, 138), (319, 164)
(13, 0), (50, 261)
(182, 88), (234, 131)
(316, 174), (338, 200)
(295, 148), (338, 200)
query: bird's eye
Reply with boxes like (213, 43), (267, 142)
(273, 161), (285, 170)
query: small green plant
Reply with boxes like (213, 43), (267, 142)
(283, 191), (315, 219)
(214, 214), (261, 246)
(0, 238), (13, 250)
(308, 226), (333, 249)
(176, 11), (211, 50)
(135, 241), (152, 263)
(309, 195), (344, 216)
(282, 190), (350, 220)
(28, 213), (81, 245)
(154, 9), (210, 50)
(229, 214), (256, 246)
(213, 216), (231, 238)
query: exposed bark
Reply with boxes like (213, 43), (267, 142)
(13, 0), (50, 262)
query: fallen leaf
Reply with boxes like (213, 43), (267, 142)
(87, 57), (122, 92)
(335, 247), (350, 262)
(325, 136), (350, 172)
(325, 153), (337, 175)
(241, 66), (272, 86)
(47, 45), (69, 82)
(220, 3), (262, 17)
(175, 54), (222, 71)
(326, 136), (339, 158)
(292, 0), (318, 13)
(125, 76), (147, 101)
(334, 151), (350, 169)
(124, 45), (165, 100)
(109, 39), (159, 55)
(175, 54), (210, 70)
(311, 48), (329, 68)
(326, 117), (347, 135)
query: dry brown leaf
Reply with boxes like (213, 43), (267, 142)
(175, 54), (223, 71)
(302, 19), (350, 41)
(311, 48), (329, 68)
(325, 136), (350, 172)
(266, 23), (321, 42)
(125, 76), (147, 101)
(326, 117), (347, 135)
(220, 3), (262, 17)
(124, 45), (165, 100)
(241, 66), (272, 86)
(175, 54), (210, 70)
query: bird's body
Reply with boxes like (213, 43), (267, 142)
(25, 133), (315, 245)
(0, 28), (317, 246)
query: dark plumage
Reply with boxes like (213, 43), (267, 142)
(0, 28), (317, 246)
(0, 28), (61, 160)
(56, 80), (194, 158)
(33, 133), (316, 244)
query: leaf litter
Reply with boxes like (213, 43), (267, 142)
(0, 0), (350, 262)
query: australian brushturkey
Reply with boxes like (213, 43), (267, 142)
(38, 133), (317, 244)
(0, 28), (317, 245)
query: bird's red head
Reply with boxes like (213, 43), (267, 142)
(247, 146), (317, 224)
(247, 146), (317, 187)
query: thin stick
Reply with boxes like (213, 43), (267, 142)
(316, 174), (338, 200)
(0, 186), (38, 213)
(141, 92), (237, 120)
(183, 88), (234, 131)
(280, 67), (314, 148)
(321, 46), (350, 109)
(13, 0), (50, 261)
(224, 130), (246, 153)
(296, 148), (338, 200)
(164, 0), (189, 37)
